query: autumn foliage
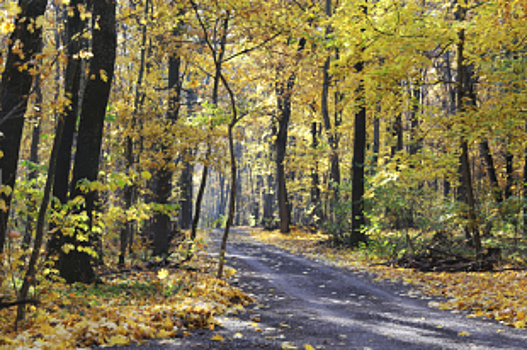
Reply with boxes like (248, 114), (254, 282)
(1, 0), (527, 346)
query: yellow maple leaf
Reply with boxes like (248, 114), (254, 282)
(211, 334), (224, 341)
(517, 310), (525, 320)
(157, 268), (169, 280)
(157, 329), (171, 338)
(100, 69), (108, 82)
(108, 334), (129, 346)
(458, 331), (471, 336)
(304, 344), (315, 350)
(514, 320), (525, 329)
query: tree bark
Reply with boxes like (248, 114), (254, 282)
(275, 74), (293, 233)
(0, 0), (48, 253)
(479, 139), (502, 204)
(153, 49), (181, 256)
(350, 3), (368, 248)
(59, 0), (116, 283)
(455, 2), (481, 256)
(23, 74), (42, 249)
(48, 0), (87, 260)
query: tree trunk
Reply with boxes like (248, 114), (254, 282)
(17, 74), (67, 325)
(48, 0), (87, 260)
(262, 124), (276, 229)
(505, 150), (513, 200)
(350, 3), (368, 248)
(178, 152), (193, 229)
(153, 50), (181, 256)
(372, 117), (380, 173)
(23, 75), (42, 249)
(0, 0), (48, 253)
(310, 121), (321, 229)
(455, 3), (481, 257)
(523, 135), (527, 234)
(275, 78), (292, 233)
(479, 139), (502, 204)
(178, 78), (197, 230)
(59, 0), (116, 283)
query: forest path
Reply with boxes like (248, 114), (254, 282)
(111, 227), (527, 349)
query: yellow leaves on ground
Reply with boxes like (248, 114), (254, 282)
(157, 268), (169, 279)
(0, 255), (253, 349)
(250, 228), (527, 330)
(210, 333), (224, 341)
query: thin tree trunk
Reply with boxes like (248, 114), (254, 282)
(372, 117), (379, 173)
(479, 140), (502, 204)
(505, 150), (513, 200)
(23, 75), (42, 249)
(455, 2), (481, 256)
(310, 121), (321, 229)
(16, 82), (66, 326)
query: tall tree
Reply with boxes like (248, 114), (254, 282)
(0, 0), (48, 253)
(153, 44), (181, 256)
(275, 37), (306, 234)
(455, 1), (482, 256)
(59, 0), (117, 283)
(48, 0), (87, 259)
(350, 1), (368, 247)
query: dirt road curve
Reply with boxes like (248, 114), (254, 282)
(108, 228), (527, 349)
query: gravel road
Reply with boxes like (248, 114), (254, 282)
(105, 228), (527, 349)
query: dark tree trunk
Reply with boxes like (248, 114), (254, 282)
(275, 77), (292, 233)
(178, 80), (197, 230)
(350, 79), (367, 247)
(523, 136), (527, 234)
(505, 151), (513, 200)
(350, 3), (368, 248)
(310, 121), (321, 229)
(479, 140), (502, 204)
(23, 75), (42, 249)
(391, 113), (403, 177)
(53, 0), (86, 204)
(372, 117), (380, 173)
(455, 3), (481, 256)
(153, 51), (181, 256)
(48, 0), (86, 259)
(178, 152), (193, 229)
(262, 124), (276, 229)
(59, 0), (116, 283)
(0, 0), (48, 253)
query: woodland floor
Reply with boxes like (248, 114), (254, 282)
(107, 227), (527, 350)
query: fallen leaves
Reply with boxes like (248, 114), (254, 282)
(0, 252), (253, 349)
(210, 333), (224, 341)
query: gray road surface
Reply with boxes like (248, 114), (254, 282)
(104, 228), (527, 349)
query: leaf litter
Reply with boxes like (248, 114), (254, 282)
(0, 249), (253, 349)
